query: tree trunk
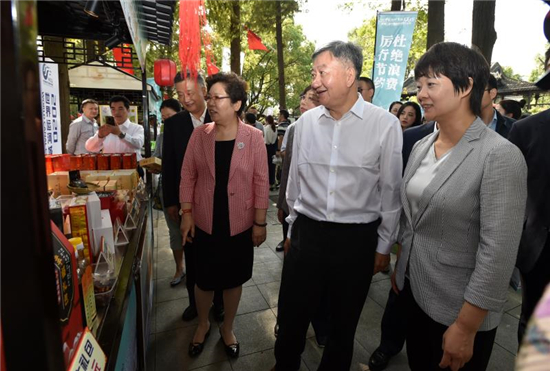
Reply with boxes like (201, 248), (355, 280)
(43, 36), (71, 154)
(427, 0), (445, 49)
(230, 2), (241, 74)
(472, 0), (497, 64)
(391, 0), (403, 11)
(276, 1), (286, 109)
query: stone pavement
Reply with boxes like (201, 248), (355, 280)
(146, 193), (521, 371)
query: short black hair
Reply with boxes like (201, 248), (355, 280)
(397, 101), (423, 127)
(487, 74), (498, 91)
(206, 72), (248, 116)
(414, 42), (489, 116)
(498, 99), (522, 120)
(279, 109), (289, 120)
(389, 101), (402, 112)
(160, 98), (182, 113)
(245, 113), (257, 124)
(174, 71), (205, 87)
(301, 85), (313, 96)
(359, 76), (375, 94)
(109, 95), (130, 110)
(312, 41), (363, 80)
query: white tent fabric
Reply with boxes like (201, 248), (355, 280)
(69, 61), (152, 91)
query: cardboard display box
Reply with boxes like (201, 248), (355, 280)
(139, 157), (162, 173)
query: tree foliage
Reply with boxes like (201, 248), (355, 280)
(528, 44), (550, 82)
(348, 0), (428, 79)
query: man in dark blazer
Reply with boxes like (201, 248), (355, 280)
(509, 107), (550, 344)
(162, 71), (223, 321)
(480, 74), (515, 138)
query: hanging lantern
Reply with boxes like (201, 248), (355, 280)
(154, 59), (177, 87)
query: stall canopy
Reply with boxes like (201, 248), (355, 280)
(69, 61), (155, 92)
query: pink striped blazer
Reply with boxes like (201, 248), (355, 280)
(179, 121), (270, 236)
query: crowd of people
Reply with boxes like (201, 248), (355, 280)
(63, 38), (550, 371)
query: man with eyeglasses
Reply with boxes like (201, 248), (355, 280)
(161, 71), (224, 323)
(358, 76), (375, 103)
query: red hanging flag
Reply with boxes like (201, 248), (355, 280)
(247, 29), (268, 51)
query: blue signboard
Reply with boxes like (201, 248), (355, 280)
(372, 11), (417, 110)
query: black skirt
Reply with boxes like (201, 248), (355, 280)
(194, 139), (254, 291)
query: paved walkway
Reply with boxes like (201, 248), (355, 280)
(147, 194), (521, 371)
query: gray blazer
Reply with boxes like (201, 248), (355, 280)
(395, 118), (527, 331)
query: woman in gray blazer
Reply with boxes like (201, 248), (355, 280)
(393, 42), (527, 371)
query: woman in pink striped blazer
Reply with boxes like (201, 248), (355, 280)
(180, 72), (269, 358)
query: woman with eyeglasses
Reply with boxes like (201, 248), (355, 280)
(180, 72), (269, 359)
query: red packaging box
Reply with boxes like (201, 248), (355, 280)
(45, 155), (54, 175)
(97, 154), (110, 170)
(110, 201), (127, 226)
(51, 221), (84, 368)
(110, 154), (122, 170)
(122, 154), (134, 169)
(53, 154), (71, 172)
(70, 156), (83, 170)
(97, 191), (115, 210)
(82, 155), (96, 170)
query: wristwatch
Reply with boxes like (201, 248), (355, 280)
(118, 131), (126, 139)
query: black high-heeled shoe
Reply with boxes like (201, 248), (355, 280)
(188, 325), (211, 357)
(219, 327), (240, 358)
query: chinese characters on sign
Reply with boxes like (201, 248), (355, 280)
(39, 62), (62, 154)
(69, 328), (106, 371)
(372, 12), (418, 110)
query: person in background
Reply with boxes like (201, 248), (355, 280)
(85, 95), (144, 162)
(495, 99), (522, 120)
(396, 101), (422, 130)
(388, 101), (403, 117)
(264, 115), (278, 191)
(358, 76), (375, 103)
(479, 74), (515, 138)
(180, 72), (269, 359)
(162, 72), (224, 321)
(273, 41), (402, 371)
(509, 47), (550, 347)
(66, 99), (99, 155)
(394, 42), (527, 371)
(245, 112), (264, 135)
(275, 87), (319, 253)
(149, 114), (159, 141)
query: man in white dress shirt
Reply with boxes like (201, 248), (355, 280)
(85, 95), (144, 161)
(272, 41), (402, 371)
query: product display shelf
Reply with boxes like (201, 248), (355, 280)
(94, 200), (150, 370)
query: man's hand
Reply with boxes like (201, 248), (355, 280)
(283, 238), (291, 255)
(252, 225), (266, 247)
(373, 252), (390, 275)
(439, 322), (476, 371)
(390, 267), (399, 294)
(98, 125), (112, 139)
(180, 214), (195, 246)
(166, 205), (179, 223)
(277, 209), (284, 224)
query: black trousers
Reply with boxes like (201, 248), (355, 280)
(377, 287), (407, 356)
(274, 214), (380, 371)
(267, 143), (278, 186)
(183, 241), (223, 310)
(518, 235), (550, 344)
(402, 280), (497, 371)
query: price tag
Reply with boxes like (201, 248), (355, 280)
(68, 327), (106, 371)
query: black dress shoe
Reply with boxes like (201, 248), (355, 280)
(213, 305), (225, 322)
(182, 306), (198, 321)
(188, 326), (211, 357)
(315, 334), (328, 348)
(219, 327), (240, 358)
(275, 240), (285, 252)
(368, 348), (391, 371)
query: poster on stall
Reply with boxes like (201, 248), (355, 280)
(39, 61), (62, 154)
(68, 327), (106, 371)
(372, 11), (417, 110)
